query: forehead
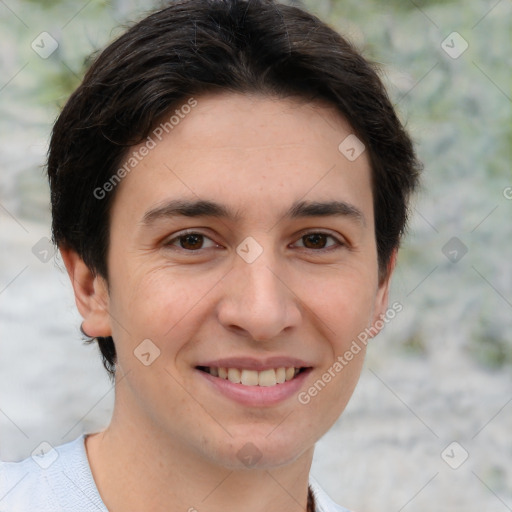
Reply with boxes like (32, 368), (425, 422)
(159, 92), (359, 162)
(112, 92), (373, 225)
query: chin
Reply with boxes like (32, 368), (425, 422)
(205, 431), (312, 471)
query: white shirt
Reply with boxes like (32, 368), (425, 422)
(0, 435), (351, 511)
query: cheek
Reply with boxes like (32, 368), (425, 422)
(296, 344), (366, 442)
(302, 270), (378, 342)
(109, 266), (221, 349)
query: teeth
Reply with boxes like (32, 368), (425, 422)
(227, 368), (241, 384)
(241, 369), (259, 386)
(208, 366), (301, 386)
(276, 367), (286, 384)
(258, 369), (277, 387)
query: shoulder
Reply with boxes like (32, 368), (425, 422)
(0, 435), (107, 512)
(309, 476), (354, 512)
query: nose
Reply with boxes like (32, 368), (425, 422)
(216, 250), (302, 342)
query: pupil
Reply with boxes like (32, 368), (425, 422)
(304, 233), (326, 249)
(181, 234), (203, 250)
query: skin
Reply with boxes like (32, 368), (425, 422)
(62, 92), (395, 512)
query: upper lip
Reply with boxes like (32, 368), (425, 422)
(196, 356), (312, 371)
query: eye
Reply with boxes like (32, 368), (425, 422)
(164, 230), (219, 251)
(163, 230), (344, 253)
(293, 231), (344, 251)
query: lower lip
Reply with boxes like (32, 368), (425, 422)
(196, 368), (312, 407)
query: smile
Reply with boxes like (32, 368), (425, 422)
(196, 366), (307, 387)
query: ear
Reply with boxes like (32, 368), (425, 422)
(60, 247), (112, 338)
(369, 248), (398, 337)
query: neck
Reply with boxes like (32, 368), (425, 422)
(85, 401), (314, 512)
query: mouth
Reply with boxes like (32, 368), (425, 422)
(195, 366), (310, 387)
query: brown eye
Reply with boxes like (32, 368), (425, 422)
(179, 233), (204, 250)
(292, 231), (344, 252)
(302, 233), (328, 249)
(164, 230), (219, 252)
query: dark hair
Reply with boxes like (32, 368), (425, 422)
(47, 0), (421, 378)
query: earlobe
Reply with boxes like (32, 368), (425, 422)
(60, 247), (112, 338)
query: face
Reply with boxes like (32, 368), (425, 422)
(75, 92), (392, 469)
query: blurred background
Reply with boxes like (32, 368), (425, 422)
(0, 0), (511, 511)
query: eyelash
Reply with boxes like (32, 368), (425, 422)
(163, 229), (345, 253)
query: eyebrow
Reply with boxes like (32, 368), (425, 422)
(141, 198), (366, 227)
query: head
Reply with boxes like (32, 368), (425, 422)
(48, 0), (420, 468)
